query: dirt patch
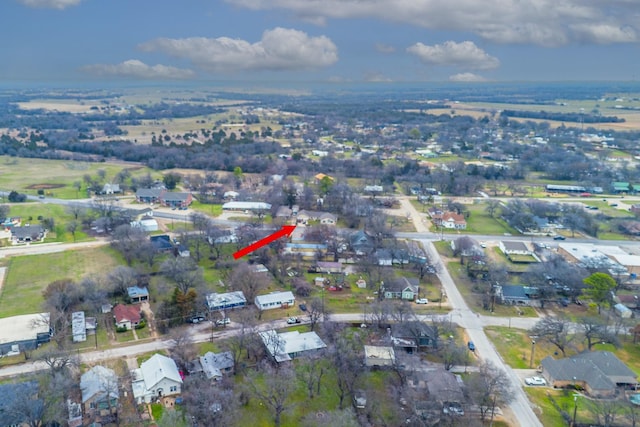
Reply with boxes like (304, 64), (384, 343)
(25, 183), (65, 190)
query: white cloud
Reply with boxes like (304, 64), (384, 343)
(407, 41), (499, 70)
(18, 0), (82, 9)
(570, 24), (637, 44)
(82, 60), (195, 80)
(225, 0), (640, 46)
(449, 72), (487, 82)
(139, 28), (338, 73)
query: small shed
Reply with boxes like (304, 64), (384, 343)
(615, 303), (633, 318)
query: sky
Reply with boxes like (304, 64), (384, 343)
(3, 0), (640, 84)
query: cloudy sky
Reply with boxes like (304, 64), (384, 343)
(3, 0), (640, 83)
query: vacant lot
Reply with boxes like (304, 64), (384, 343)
(0, 247), (120, 317)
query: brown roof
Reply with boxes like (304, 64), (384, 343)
(113, 304), (141, 324)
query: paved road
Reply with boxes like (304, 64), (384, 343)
(418, 238), (543, 427)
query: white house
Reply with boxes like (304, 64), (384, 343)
(254, 291), (295, 311)
(499, 241), (530, 255)
(131, 354), (182, 404)
(259, 330), (327, 362)
(72, 311), (86, 343)
(206, 291), (247, 311)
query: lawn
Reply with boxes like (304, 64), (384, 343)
(484, 326), (558, 369)
(0, 247), (120, 317)
(525, 388), (593, 427)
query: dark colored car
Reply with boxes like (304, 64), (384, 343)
(553, 235), (566, 240)
(299, 303), (307, 312)
(467, 341), (475, 351)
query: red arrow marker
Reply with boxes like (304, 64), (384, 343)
(233, 225), (296, 259)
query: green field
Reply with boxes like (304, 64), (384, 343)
(0, 156), (155, 199)
(0, 246), (120, 317)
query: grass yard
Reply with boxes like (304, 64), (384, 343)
(0, 247), (120, 317)
(484, 326), (559, 369)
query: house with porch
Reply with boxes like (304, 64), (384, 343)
(80, 366), (119, 420)
(113, 304), (141, 330)
(11, 224), (45, 243)
(131, 354), (183, 404)
(206, 291), (247, 312)
(383, 277), (420, 300)
(391, 321), (439, 352)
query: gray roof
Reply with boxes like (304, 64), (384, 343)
(501, 241), (529, 252)
(81, 365), (119, 404)
(259, 330), (327, 362)
(199, 351), (234, 379)
(500, 285), (529, 299)
(11, 224), (44, 239)
(136, 188), (163, 198)
(542, 351), (637, 392)
(424, 369), (464, 403)
(162, 192), (191, 202)
(0, 312), (50, 346)
(385, 277), (419, 293)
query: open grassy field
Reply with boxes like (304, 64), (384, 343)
(0, 246), (120, 317)
(0, 156), (154, 199)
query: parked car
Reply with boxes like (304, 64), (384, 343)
(287, 317), (301, 324)
(553, 235), (566, 240)
(187, 315), (205, 324)
(215, 317), (230, 326)
(415, 298), (429, 304)
(442, 402), (464, 416)
(299, 303), (307, 312)
(467, 341), (475, 351)
(525, 376), (547, 386)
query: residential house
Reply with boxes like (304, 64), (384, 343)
(424, 369), (464, 404)
(195, 351), (234, 380)
(0, 381), (41, 427)
(494, 285), (537, 305)
(375, 249), (393, 266)
(617, 294), (640, 310)
(150, 234), (173, 252)
(72, 311), (87, 343)
(101, 183), (121, 195)
(499, 241), (530, 255)
(136, 188), (163, 204)
(364, 185), (384, 194)
(315, 261), (343, 274)
(131, 354), (183, 404)
(319, 212), (337, 225)
(161, 192), (193, 208)
(130, 218), (159, 232)
(11, 224), (45, 243)
(364, 345), (395, 367)
(383, 277), (420, 300)
(80, 366), (119, 419)
(206, 291), (247, 311)
(349, 230), (374, 255)
(391, 321), (438, 352)
(541, 351), (637, 397)
(127, 286), (149, 304)
(0, 312), (51, 355)
(440, 212), (467, 230)
(259, 329), (327, 362)
(254, 291), (295, 311)
(113, 304), (141, 330)
(222, 201), (271, 212)
(223, 191), (239, 200)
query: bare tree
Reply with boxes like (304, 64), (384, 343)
(331, 331), (365, 409)
(106, 265), (140, 297)
(307, 296), (330, 331)
(586, 399), (622, 427)
(366, 300), (393, 328)
(296, 351), (328, 399)
(390, 300), (415, 324)
(467, 361), (514, 423)
(110, 224), (148, 266)
(182, 375), (237, 427)
(160, 257), (205, 294)
(441, 340), (469, 371)
(168, 328), (197, 372)
(222, 309), (259, 373)
(578, 316), (619, 351)
(245, 361), (297, 427)
(228, 262), (270, 305)
(530, 316), (575, 357)
(35, 347), (79, 376)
